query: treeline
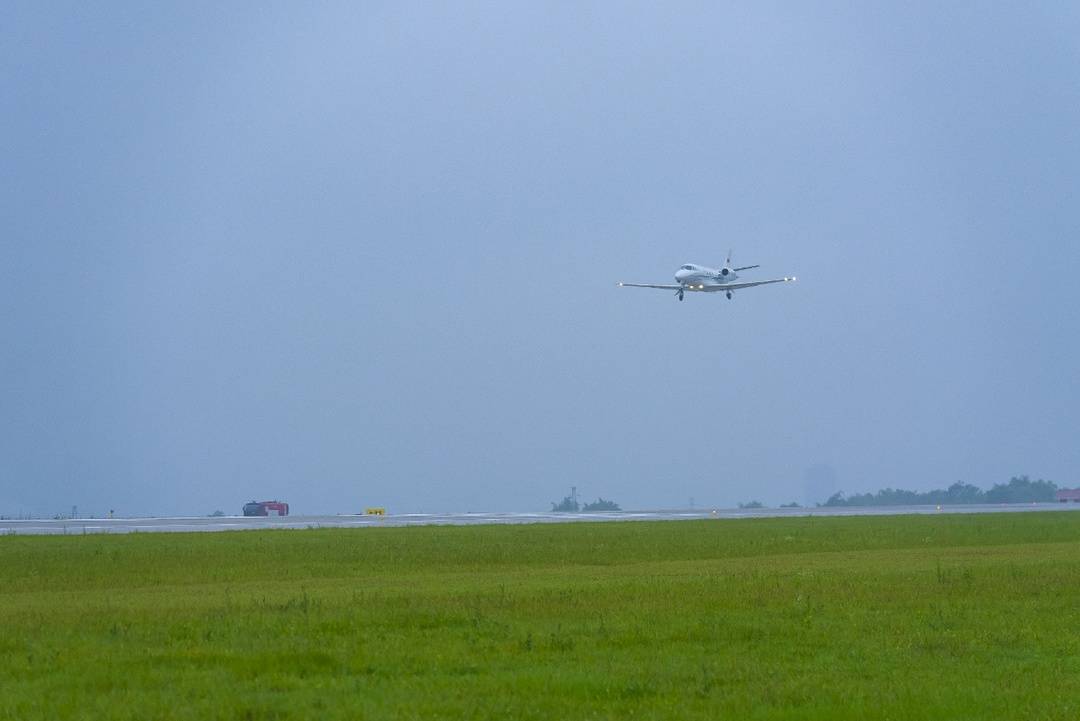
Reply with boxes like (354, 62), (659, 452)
(821, 476), (1058, 507)
(551, 496), (621, 512)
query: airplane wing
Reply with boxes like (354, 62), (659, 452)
(708, 277), (796, 291)
(617, 282), (683, 290)
(618, 277), (797, 292)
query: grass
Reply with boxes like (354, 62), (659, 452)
(3, 512), (1080, 719)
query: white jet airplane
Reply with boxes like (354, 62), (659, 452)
(618, 251), (796, 301)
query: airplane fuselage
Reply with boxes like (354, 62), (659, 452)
(674, 264), (739, 291)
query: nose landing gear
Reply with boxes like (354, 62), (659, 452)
(675, 288), (685, 301)
(726, 291), (733, 300)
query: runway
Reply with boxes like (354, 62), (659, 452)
(3, 502), (1079, 536)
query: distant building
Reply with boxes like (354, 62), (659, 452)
(242, 500), (289, 516)
(1055, 489), (1080, 503)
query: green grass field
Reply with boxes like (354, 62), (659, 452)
(4, 512), (1080, 720)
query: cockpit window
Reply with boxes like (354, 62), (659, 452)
(681, 265), (694, 270)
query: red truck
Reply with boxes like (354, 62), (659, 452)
(242, 500), (289, 517)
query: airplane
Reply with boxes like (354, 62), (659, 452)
(618, 251), (796, 301)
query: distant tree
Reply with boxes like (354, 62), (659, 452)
(738, 501), (765, 509)
(821, 491), (847, 507)
(551, 496), (580, 512)
(944, 481), (984, 504)
(818, 476), (1056, 507)
(582, 498), (621, 511)
(209, 510), (225, 517)
(780, 502), (801, 508)
(985, 475), (1057, 504)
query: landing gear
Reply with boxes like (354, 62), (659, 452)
(726, 291), (733, 300)
(676, 288), (685, 301)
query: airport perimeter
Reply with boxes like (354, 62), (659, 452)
(4, 501), (1080, 535)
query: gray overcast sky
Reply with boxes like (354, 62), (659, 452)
(3, 2), (1079, 517)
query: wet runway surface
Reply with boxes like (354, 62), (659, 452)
(3, 503), (1079, 536)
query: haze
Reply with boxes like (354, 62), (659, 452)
(3, 3), (1079, 517)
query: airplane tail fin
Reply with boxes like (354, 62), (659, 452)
(726, 250), (759, 273)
